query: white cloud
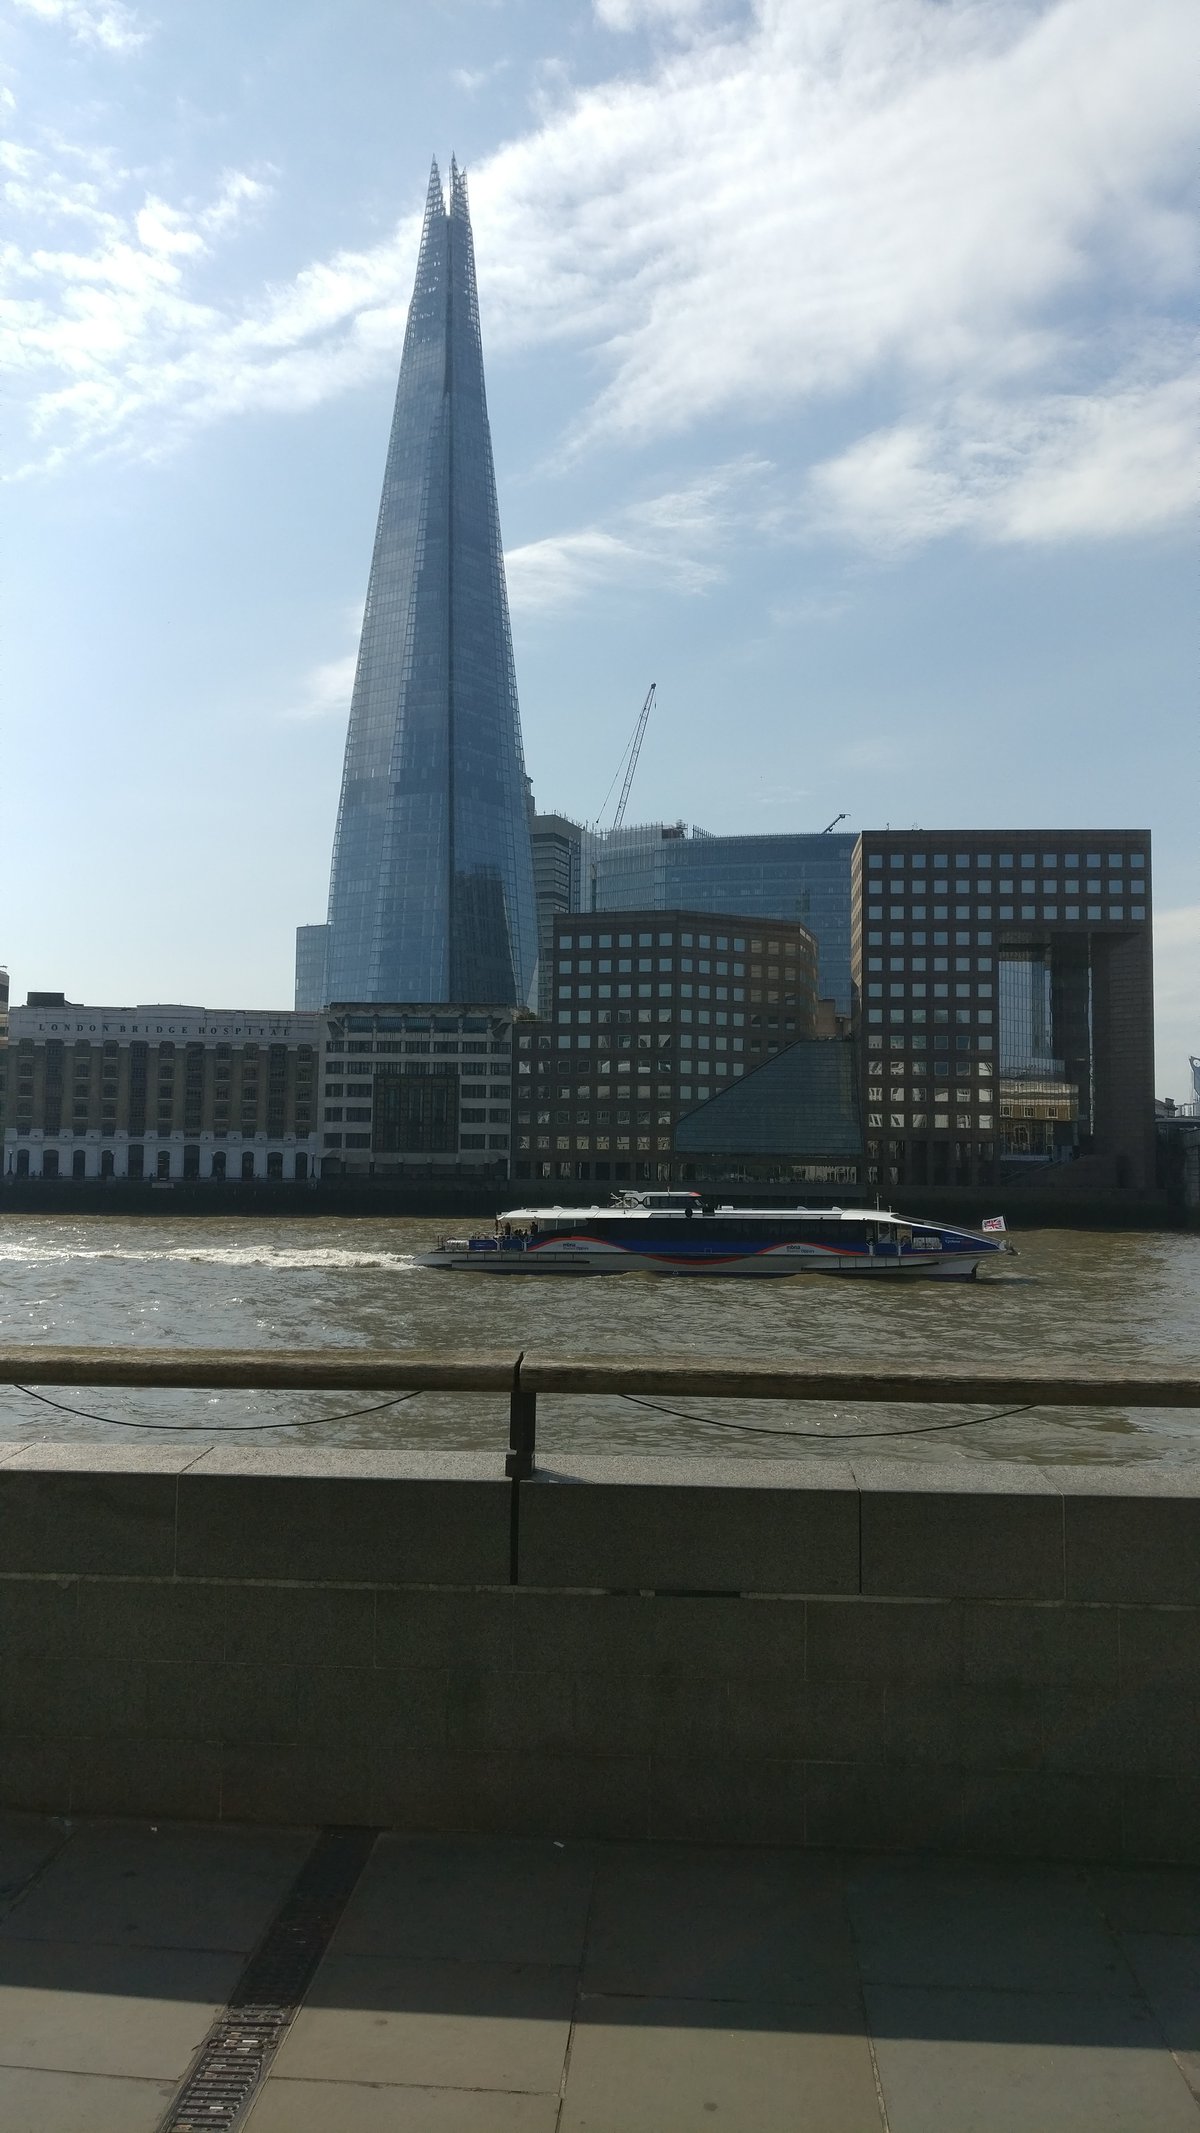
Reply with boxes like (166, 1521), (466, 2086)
(451, 60), (510, 93)
(1153, 906), (1200, 1103)
(284, 651), (357, 723)
(505, 458), (770, 614)
(807, 364), (1200, 551)
(2, 0), (1199, 558)
(594, 0), (716, 29)
(11, 0), (148, 55)
(279, 601), (366, 721)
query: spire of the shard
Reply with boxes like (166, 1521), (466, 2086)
(321, 160), (537, 1010)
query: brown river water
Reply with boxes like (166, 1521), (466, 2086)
(0, 1216), (1197, 1466)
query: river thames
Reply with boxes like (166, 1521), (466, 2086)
(0, 1216), (1197, 1466)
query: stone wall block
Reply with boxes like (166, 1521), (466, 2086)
(862, 1490), (1063, 1601)
(375, 1588), (514, 1672)
(519, 1479), (859, 1595)
(961, 1771), (1124, 1860)
(0, 1578), (79, 1658)
(213, 1665), (300, 1748)
(954, 1686), (1044, 1770)
(79, 1580), (226, 1663)
(649, 1755), (803, 1847)
(511, 1590), (656, 1676)
(0, 1738), (72, 1816)
(649, 1595), (806, 1679)
(571, 1671), (658, 1756)
(1, 1656), (145, 1741)
(224, 1584), (375, 1667)
(221, 1743), (369, 1826)
(446, 1666), (574, 1756)
(806, 1599), (962, 1682)
(723, 1678), (886, 1764)
(1118, 1608), (1200, 1684)
(962, 1601), (1119, 1687)
(373, 1749), (649, 1841)
(883, 1684), (963, 1766)
(176, 1475), (510, 1586)
(805, 1761), (963, 1851)
(1042, 1687), (1198, 1777)
(1120, 1777), (1200, 1865)
(1065, 1499), (1200, 1606)
(649, 1676), (733, 1758)
(0, 1472), (177, 1577)
(143, 1661), (224, 1744)
(78, 1739), (222, 1821)
(366, 1668), (450, 1755)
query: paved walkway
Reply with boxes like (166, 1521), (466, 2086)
(0, 1813), (1197, 2130)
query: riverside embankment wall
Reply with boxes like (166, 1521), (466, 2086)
(1, 1443), (1197, 1861)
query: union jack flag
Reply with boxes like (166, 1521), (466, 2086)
(980, 1215), (1007, 1232)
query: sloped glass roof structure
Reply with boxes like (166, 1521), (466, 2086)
(324, 158), (537, 1007)
(674, 1039), (863, 1159)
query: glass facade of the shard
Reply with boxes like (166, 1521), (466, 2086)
(323, 159), (537, 1008)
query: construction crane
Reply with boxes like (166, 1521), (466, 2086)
(596, 683), (656, 832)
(822, 811), (847, 833)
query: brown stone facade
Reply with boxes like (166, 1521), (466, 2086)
(4, 1004), (321, 1181)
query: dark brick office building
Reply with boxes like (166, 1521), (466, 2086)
(514, 910), (819, 1184)
(852, 831), (1153, 1192)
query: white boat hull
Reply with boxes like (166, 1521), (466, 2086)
(417, 1240), (991, 1279)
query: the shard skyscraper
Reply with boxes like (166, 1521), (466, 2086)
(313, 158), (537, 1008)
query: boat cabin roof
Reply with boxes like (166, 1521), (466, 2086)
(497, 1203), (919, 1227)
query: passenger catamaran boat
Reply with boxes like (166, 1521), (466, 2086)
(419, 1191), (1012, 1280)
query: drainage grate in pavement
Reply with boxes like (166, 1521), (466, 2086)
(159, 1824), (378, 2133)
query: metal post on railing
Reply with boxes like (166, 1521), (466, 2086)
(506, 1353), (537, 1480)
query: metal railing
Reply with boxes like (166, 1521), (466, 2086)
(0, 1347), (1198, 1479)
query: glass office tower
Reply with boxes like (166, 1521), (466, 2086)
(585, 825), (856, 1013)
(322, 159), (537, 1007)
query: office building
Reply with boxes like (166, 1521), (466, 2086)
(4, 1000), (321, 1180)
(303, 158), (537, 1010)
(294, 924), (330, 1014)
(584, 824), (856, 1014)
(515, 910), (818, 1184)
(320, 1003), (521, 1177)
(0, 967), (8, 1139)
(529, 810), (584, 1019)
(852, 830), (1154, 1191)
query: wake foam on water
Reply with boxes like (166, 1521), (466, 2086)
(0, 1242), (418, 1273)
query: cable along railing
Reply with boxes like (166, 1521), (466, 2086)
(0, 1348), (1197, 1477)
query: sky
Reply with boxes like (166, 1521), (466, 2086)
(2, 0), (1197, 1096)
